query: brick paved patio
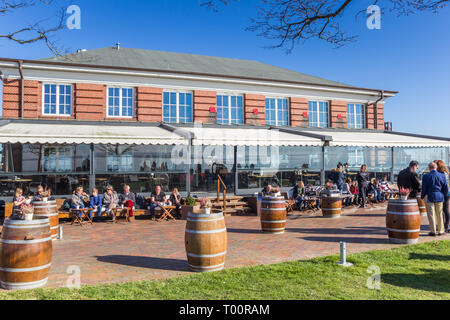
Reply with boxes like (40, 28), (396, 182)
(17, 205), (450, 288)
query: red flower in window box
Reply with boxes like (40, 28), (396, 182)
(210, 106), (217, 113)
(253, 108), (259, 115)
(303, 112), (308, 118)
(338, 114), (343, 120)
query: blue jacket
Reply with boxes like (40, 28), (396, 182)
(421, 170), (449, 203)
(90, 195), (102, 208)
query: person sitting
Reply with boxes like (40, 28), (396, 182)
(89, 188), (103, 218)
(342, 178), (353, 206)
(261, 183), (272, 196)
(120, 185), (136, 218)
(350, 181), (359, 205)
(103, 185), (119, 221)
(71, 186), (90, 219)
(12, 188), (28, 217)
(32, 185), (45, 203)
(149, 185), (166, 219)
(368, 178), (379, 203)
(292, 181), (306, 210)
(379, 176), (391, 201)
(169, 188), (182, 218)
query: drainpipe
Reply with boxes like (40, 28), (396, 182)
(18, 60), (24, 118)
(373, 90), (384, 130)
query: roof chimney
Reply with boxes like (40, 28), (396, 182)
(116, 43), (120, 50)
(76, 49), (87, 53)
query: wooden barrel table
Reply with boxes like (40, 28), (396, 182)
(185, 212), (227, 272)
(417, 198), (427, 216)
(260, 196), (287, 234)
(321, 196), (342, 218)
(0, 216), (53, 290)
(33, 200), (59, 241)
(386, 199), (421, 244)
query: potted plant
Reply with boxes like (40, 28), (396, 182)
(199, 198), (213, 214)
(399, 187), (411, 201)
(181, 196), (197, 220)
(22, 205), (34, 221)
(42, 190), (50, 202)
(270, 187), (281, 197)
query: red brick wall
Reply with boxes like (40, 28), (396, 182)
(329, 100), (348, 129)
(73, 83), (105, 121)
(2, 79), (40, 118)
(366, 104), (375, 129)
(136, 87), (163, 122)
(245, 94), (265, 126)
(376, 103), (385, 130)
(194, 90), (216, 124)
(290, 97), (309, 127)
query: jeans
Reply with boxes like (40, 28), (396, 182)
(149, 203), (159, 217)
(296, 197), (305, 209)
(91, 206), (102, 218)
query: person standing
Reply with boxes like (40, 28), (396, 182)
(421, 162), (448, 236)
(434, 160), (450, 233)
(397, 161), (421, 198)
(327, 163), (345, 193)
(357, 165), (370, 208)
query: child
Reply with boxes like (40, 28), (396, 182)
(12, 188), (27, 217)
(350, 181), (359, 205)
(90, 188), (102, 219)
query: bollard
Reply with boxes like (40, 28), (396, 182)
(337, 242), (353, 267)
(58, 225), (63, 240)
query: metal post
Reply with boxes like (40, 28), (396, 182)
(337, 242), (353, 267)
(186, 139), (192, 197)
(321, 146), (326, 185)
(391, 147), (395, 182)
(89, 143), (95, 191)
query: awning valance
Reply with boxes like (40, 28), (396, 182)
(0, 122), (188, 145)
(183, 127), (323, 147)
(302, 130), (450, 148)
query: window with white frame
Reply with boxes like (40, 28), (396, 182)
(43, 84), (72, 116)
(266, 98), (289, 126)
(309, 101), (329, 128)
(217, 94), (244, 125)
(107, 149), (133, 172)
(348, 147), (365, 167)
(43, 146), (72, 172)
(163, 91), (193, 123)
(107, 87), (134, 118)
(347, 103), (366, 129)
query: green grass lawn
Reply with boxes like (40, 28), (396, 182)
(1, 240), (449, 300)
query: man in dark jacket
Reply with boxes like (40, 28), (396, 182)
(327, 163), (345, 192)
(421, 162), (448, 236)
(397, 161), (421, 198)
(357, 165), (370, 208)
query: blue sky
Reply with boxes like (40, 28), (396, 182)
(1, 0), (449, 137)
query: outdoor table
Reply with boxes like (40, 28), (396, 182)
(158, 205), (176, 222)
(304, 196), (319, 212)
(70, 208), (94, 227)
(113, 207), (131, 224)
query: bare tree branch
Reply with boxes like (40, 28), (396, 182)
(202, 0), (449, 51)
(0, 0), (71, 55)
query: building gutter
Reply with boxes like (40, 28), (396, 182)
(17, 60), (24, 119)
(373, 90), (384, 130)
(274, 127), (333, 142)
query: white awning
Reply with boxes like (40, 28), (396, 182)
(183, 127), (323, 146)
(303, 130), (450, 148)
(0, 122), (188, 145)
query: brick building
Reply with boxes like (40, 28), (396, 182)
(0, 46), (448, 197)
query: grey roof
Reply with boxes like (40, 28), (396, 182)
(40, 46), (354, 88)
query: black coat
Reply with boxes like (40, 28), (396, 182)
(397, 167), (421, 198)
(357, 172), (370, 187)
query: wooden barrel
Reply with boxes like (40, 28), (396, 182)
(0, 216), (53, 290)
(321, 197), (342, 218)
(185, 212), (227, 272)
(33, 200), (59, 241)
(386, 199), (421, 244)
(417, 198), (427, 216)
(260, 196), (287, 234)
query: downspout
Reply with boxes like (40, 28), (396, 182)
(373, 90), (384, 130)
(18, 60), (24, 119)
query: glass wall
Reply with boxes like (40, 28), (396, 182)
(237, 146), (323, 191)
(393, 147), (449, 179)
(0, 143), (90, 197)
(94, 145), (187, 194)
(325, 147), (392, 182)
